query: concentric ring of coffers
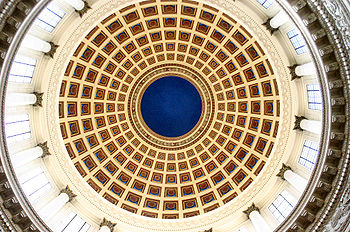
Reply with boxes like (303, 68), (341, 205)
(58, 0), (280, 219)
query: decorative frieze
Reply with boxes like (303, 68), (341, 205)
(323, 0), (350, 49)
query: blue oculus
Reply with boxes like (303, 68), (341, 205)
(141, 76), (202, 137)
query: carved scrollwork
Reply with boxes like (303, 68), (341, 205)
(322, 0), (350, 49)
(323, 178), (350, 231)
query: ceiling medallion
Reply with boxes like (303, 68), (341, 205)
(129, 64), (214, 150)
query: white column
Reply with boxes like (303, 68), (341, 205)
(99, 226), (111, 232)
(284, 170), (308, 193)
(21, 35), (51, 53)
(62, 0), (85, 10)
(270, 11), (289, 29)
(300, 119), (322, 134)
(249, 211), (272, 232)
(295, 62), (317, 76)
(38, 192), (69, 221)
(6, 93), (37, 106)
(11, 146), (43, 168)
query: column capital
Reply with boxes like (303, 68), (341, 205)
(100, 218), (117, 232)
(37, 142), (51, 158)
(277, 163), (292, 180)
(262, 18), (278, 35)
(293, 115), (307, 131)
(33, 92), (43, 107)
(243, 203), (260, 217)
(60, 186), (76, 202)
(44, 42), (59, 58)
(75, 1), (91, 17)
(288, 65), (300, 80)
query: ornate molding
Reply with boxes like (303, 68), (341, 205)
(322, 0), (350, 50)
(276, 0), (350, 231)
(128, 65), (215, 150)
(323, 178), (350, 231)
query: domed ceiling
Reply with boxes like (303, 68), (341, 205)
(58, 0), (280, 219)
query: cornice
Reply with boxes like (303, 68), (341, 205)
(322, 0), (350, 50)
(275, 0), (350, 231)
(306, 0), (350, 231)
(0, 203), (16, 232)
